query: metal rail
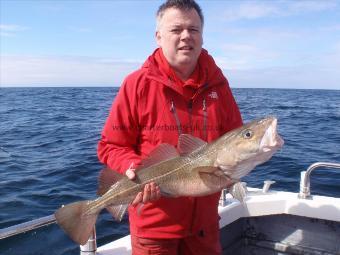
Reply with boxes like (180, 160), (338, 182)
(298, 162), (340, 199)
(0, 214), (56, 240)
(0, 213), (97, 254)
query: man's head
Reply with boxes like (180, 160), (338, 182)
(156, 0), (204, 77)
(156, 0), (204, 30)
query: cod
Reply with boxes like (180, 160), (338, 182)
(55, 116), (284, 245)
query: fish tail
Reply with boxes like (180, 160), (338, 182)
(55, 200), (98, 245)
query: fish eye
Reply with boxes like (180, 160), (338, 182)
(242, 129), (253, 139)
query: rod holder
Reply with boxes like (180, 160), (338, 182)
(298, 162), (340, 199)
(219, 189), (228, 207)
(262, 180), (275, 193)
(80, 227), (97, 254)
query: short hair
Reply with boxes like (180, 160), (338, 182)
(156, 0), (204, 31)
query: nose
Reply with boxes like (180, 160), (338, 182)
(180, 29), (191, 40)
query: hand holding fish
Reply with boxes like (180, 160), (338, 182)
(126, 168), (161, 205)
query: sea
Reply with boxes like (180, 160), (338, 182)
(0, 87), (339, 255)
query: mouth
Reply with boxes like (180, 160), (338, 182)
(178, 46), (193, 51)
(260, 118), (284, 153)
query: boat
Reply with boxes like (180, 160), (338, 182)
(1, 162), (340, 254)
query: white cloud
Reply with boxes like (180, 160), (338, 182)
(319, 41), (340, 68)
(222, 0), (338, 21)
(225, 2), (279, 21)
(214, 40), (340, 90)
(0, 24), (28, 37)
(1, 54), (338, 90)
(287, 0), (337, 13)
(214, 44), (257, 70)
(213, 42), (280, 70)
(320, 24), (340, 32)
(0, 55), (141, 87)
(225, 66), (340, 90)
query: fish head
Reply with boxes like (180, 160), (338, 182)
(215, 116), (284, 179)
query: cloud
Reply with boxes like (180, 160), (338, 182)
(320, 24), (340, 32)
(319, 41), (340, 68)
(222, 0), (338, 21)
(1, 54), (338, 90)
(288, 0), (337, 13)
(214, 44), (257, 70)
(223, 2), (279, 21)
(214, 41), (340, 90)
(224, 66), (340, 90)
(0, 55), (141, 87)
(0, 24), (29, 37)
(213, 42), (280, 70)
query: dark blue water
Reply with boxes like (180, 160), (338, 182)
(0, 87), (339, 255)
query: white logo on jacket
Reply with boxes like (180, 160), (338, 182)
(208, 91), (218, 99)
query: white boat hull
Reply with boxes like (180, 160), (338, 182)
(96, 187), (340, 255)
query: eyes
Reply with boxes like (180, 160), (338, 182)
(170, 27), (200, 34)
(242, 129), (254, 139)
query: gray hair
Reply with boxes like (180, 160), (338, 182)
(156, 0), (204, 31)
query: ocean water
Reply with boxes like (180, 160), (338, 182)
(0, 87), (339, 255)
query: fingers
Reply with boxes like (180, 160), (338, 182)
(132, 192), (143, 206)
(150, 183), (161, 201)
(126, 169), (136, 180)
(142, 183), (161, 203)
(126, 164), (161, 205)
(126, 162), (136, 180)
(131, 182), (161, 206)
(142, 184), (151, 203)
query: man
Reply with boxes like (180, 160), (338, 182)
(98, 0), (242, 254)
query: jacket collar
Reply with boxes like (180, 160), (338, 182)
(143, 48), (227, 99)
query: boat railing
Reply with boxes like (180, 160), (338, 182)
(0, 212), (97, 254)
(1, 162), (340, 254)
(0, 214), (56, 240)
(298, 162), (340, 199)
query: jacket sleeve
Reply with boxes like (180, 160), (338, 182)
(227, 86), (243, 129)
(222, 83), (243, 133)
(97, 77), (142, 174)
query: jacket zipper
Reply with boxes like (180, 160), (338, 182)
(202, 98), (207, 140)
(170, 100), (182, 135)
(170, 98), (208, 236)
(188, 99), (193, 134)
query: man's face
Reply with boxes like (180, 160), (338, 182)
(156, 7), (203, 71)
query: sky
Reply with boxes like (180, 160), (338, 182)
(1, 0), (340, 89)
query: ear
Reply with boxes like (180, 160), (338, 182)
(155, 31), (162, 47)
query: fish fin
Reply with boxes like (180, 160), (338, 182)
(140, 143), (179, 168)
(229, 182), (247, 202)
(106, 204), (128, 222)
(196, 167), (230, 181)
(178, 134), (207, 155)
(55, 201), (98, 245)
(97, 167), (124, 196)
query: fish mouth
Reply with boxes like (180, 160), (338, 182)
(260, 118), (284, 153)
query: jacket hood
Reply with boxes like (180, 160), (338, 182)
(142, 48), (227, 98)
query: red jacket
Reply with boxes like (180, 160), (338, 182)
(98, 48), (242, 238)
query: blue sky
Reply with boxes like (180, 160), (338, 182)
(1, 0), (340, 89)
